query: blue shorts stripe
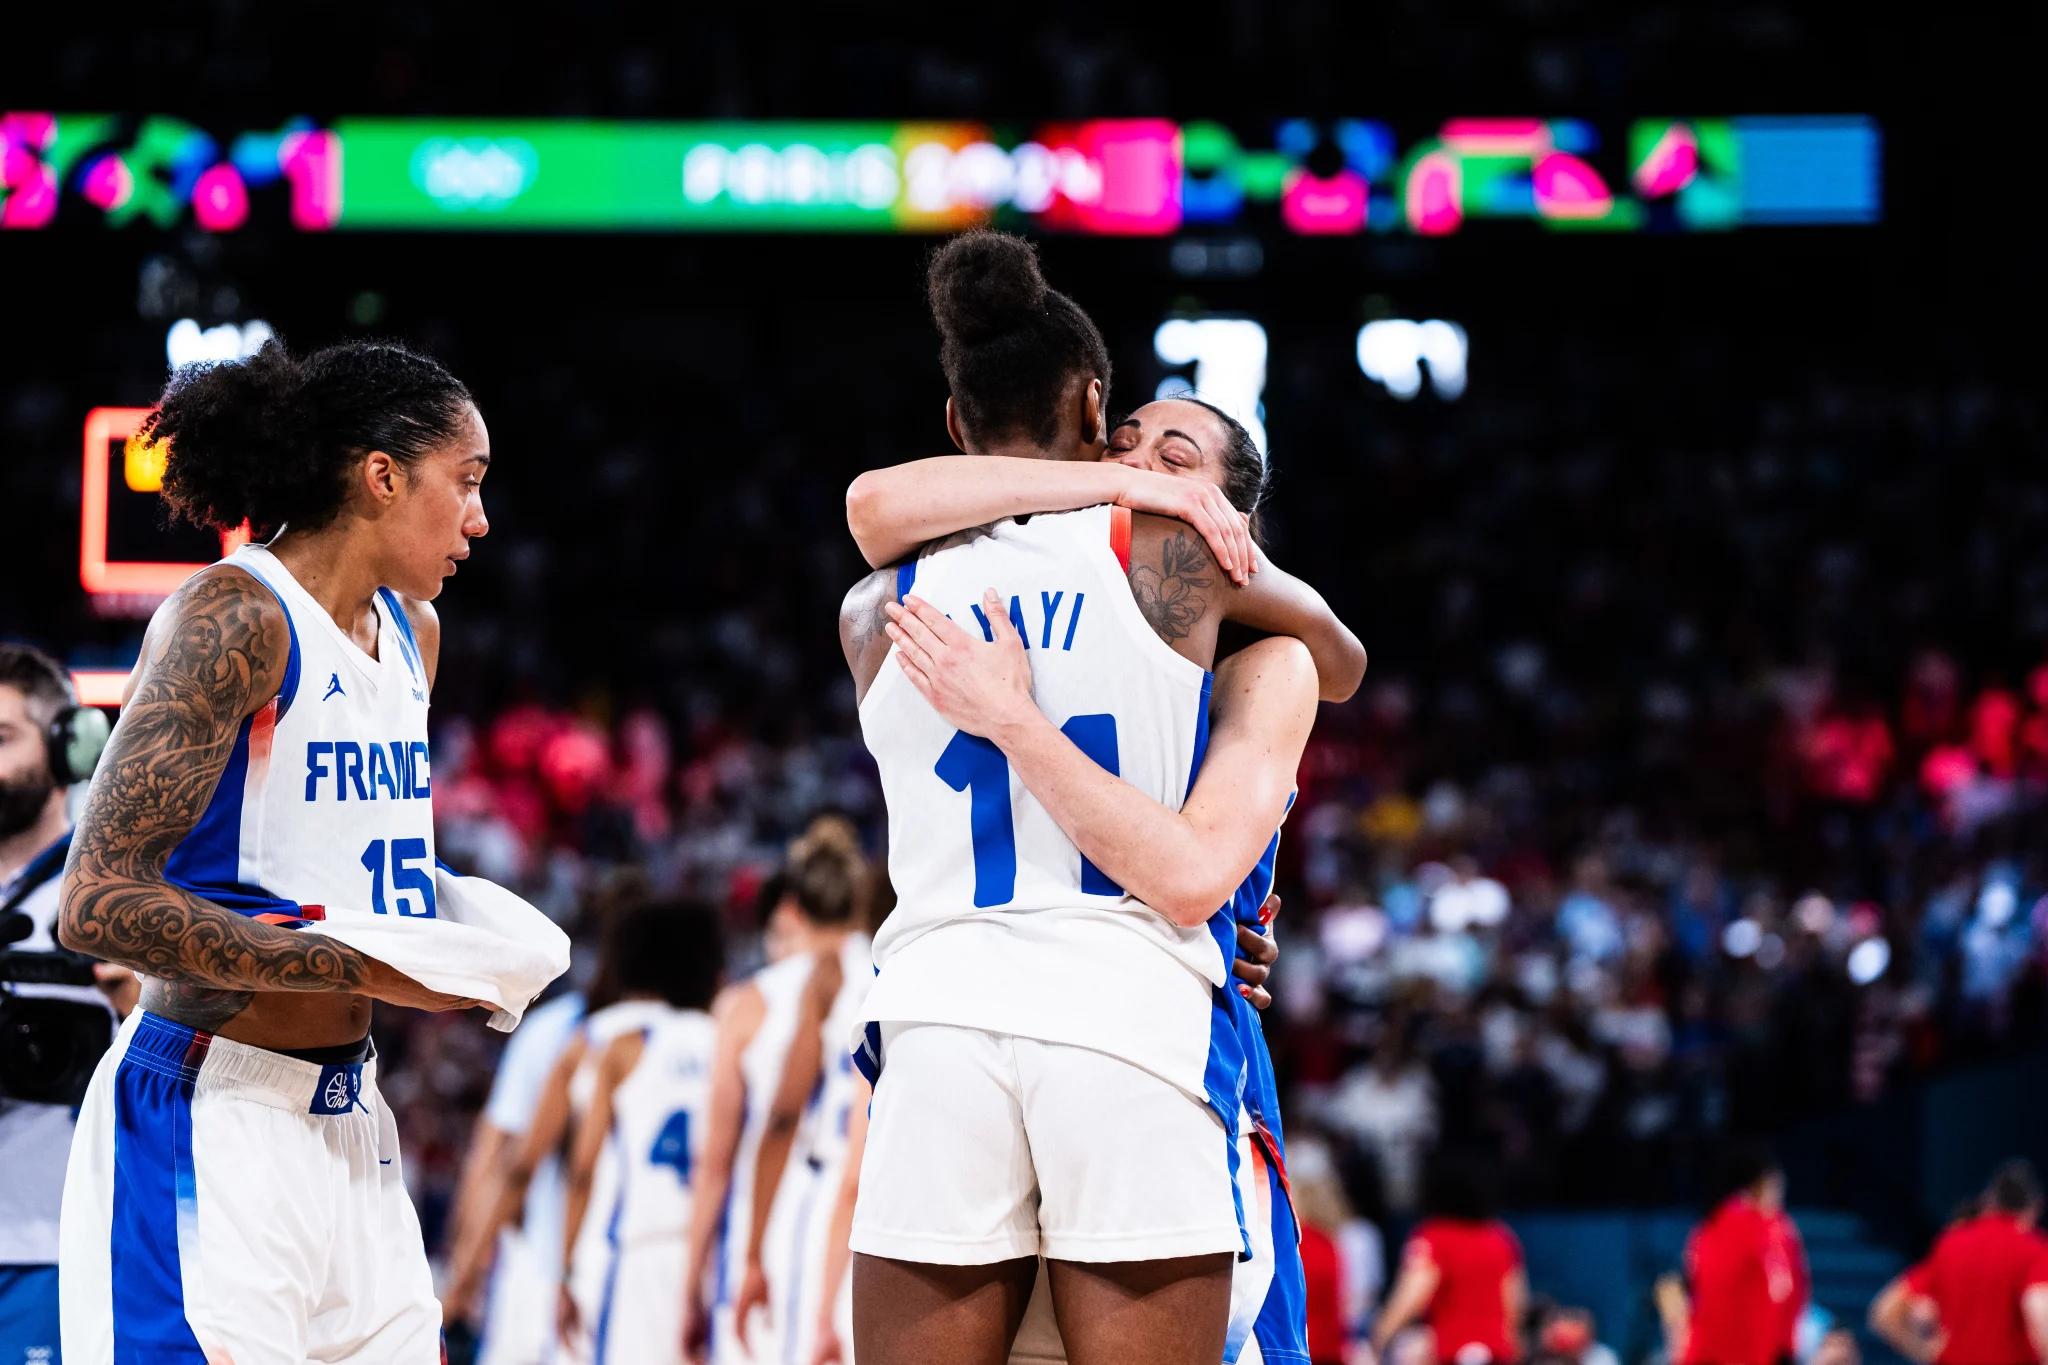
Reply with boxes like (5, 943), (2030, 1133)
(1251, 1152), (1311, 1364)
(109, 1019), (209, 1362)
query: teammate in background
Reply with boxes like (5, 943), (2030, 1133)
(1370, 1156), (1527, 1365)
(0, 644), (133, 1362)
(680, 819), (871, 1364)
(443, 880), (656, 1353)
(442, 983), (586, 1364)
(840, 231), (1359, 1365)
(461, 892), (695, 1358)
(556, 900), (725, 1365)
(57, 337), (492, 1364)
(1655, 1145), (1795, 1365)
(1869, 1160), (2048, 1365)
(732, 867), (875, 1365)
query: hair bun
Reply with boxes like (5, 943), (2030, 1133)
(927, 230), (1049, 347)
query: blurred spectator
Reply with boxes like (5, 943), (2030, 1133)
(1372, 1156), (1526, 1365)
(1657, 1146), (1795, 1365)
(1324, 1039), (1439, 1217)
(1869, 1160), (2048, 1365)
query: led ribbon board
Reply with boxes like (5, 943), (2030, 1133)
(4, 114), (1879, 235)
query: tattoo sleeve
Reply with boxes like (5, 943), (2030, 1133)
(1129, 530), (1214, 644)
(58, 570), (371, 1028)
(840, 567), (899, 699)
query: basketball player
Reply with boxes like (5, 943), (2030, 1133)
(555, 899), (724, 1365)
(680, 820), (871, 1364)
(878, 564), (1316, 1365)
(730, 854), (877, 1365)
(1870, 1160), (2048, 1365)
(1370, 1157), (1527, 1364)
(835, 458), (1316, 1362)
(56, 337), (493, 1363)
(441, 983), (587, 1364)
(447, 880), (674, 1348)
(839, 231), (1352, 1365)
(463, 898), (696, 1360)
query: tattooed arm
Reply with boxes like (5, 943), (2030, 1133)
(839, 566), (898, 702)
(57, 567), (468, 1027)
(1125, 514), (1365, 703)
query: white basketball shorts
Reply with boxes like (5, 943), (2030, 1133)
(1007, 1123), (1284, 1364)
(59, 1010), (440, 1364)
(850, 1023), (1243, 1265)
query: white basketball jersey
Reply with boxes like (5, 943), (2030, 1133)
(858, 505), (1226, 1100)
(801, 934), (874, 1175)
(716, 953), (813, 1303)
(608, 1007), (716, 1246)
(164, 544), (436, 925)
(569, 999), (679, 1282)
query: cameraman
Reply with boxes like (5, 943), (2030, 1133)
(0, 643), (134, 1361)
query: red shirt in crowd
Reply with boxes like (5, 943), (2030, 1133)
(1903, 1212), (2048, 1365)
(1768, 1209), (1810, 1357)
(1298, 1221), (1348, 1365)
(1407, 1218), (1523, 1363)
(1684, 1195), (1792, 1365)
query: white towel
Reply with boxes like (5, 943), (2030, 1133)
(299, 869), (571, 1031)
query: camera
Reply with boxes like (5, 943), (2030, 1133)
(0, 910), (115, 1106)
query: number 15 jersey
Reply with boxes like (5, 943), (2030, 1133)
(857, 505), (1226, 1102)
(163, 543), (437, 924)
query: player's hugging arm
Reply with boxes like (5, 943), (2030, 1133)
(848, 457), (1363, 702)
(56, 569), (413, 1026)
(846, 455), (1257, 585)
(1225, 550), (1367, 703)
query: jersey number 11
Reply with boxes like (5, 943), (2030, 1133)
(934, 714), (1123, 909)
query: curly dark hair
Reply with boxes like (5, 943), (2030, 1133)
(611, 898), (726, 1013)
(145, 336), (474, 537)
(927, 230), (1111, 450)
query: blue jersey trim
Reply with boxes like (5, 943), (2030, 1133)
(1251, 1145), (1312, 1363)
(378, 588), (426, 685)
(232, 558), (301, 717)
(711, 1187), (733, 1306)
(894, 559), (917, 603)
(163, 714), (266, 913)
(594, 1143), (624, 1365)
(109, 1016), (209, 1362)
(159, 561), (309, 917)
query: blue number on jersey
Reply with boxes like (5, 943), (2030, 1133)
(649, 1110), (692, 1183)
(933, 713), (1124, 908)
(359, 837), (438, 917)
(934, 731), (1015, 907)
